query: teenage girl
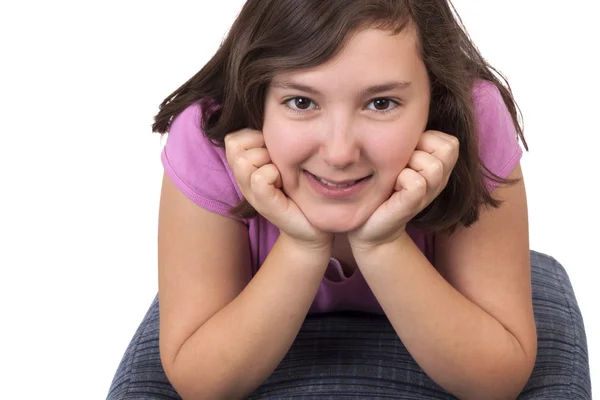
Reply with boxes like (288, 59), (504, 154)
(152, 1), (537, 398)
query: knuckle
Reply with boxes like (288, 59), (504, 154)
(440, 142), (456, 159)
(431, 159), (443, 173)
(257, 147), (270, 161)
(233, 155), (247, 171)
(262, 163), (276, 176)
(224, 133), (235, 146)
(447, 136), (460, 149)
(250, 170), (264, 187)
(414, 175), (426, 190)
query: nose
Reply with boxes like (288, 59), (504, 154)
(320, 116), (360, 169)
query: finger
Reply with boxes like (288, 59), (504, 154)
(417, 130), (460, 169)
(251, 164), (286, 212)
(224, 129), (265, 168)
(232, 148), (271, 198)
(240, 147), (272, 169)
(394, 168), (427, 211)
(407, 150), (445, 196)
(424, 129), (458, 145)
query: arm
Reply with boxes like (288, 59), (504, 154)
(158, 173), (330, 400)
(353, 164), (537, 399)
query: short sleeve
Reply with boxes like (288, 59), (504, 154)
(472, 80), (523, 191)
(160, 104), (245, 221)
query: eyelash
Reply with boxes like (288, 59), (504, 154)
(282, 97), (401, 115)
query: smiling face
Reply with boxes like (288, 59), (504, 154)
(262, 27), (431, 233)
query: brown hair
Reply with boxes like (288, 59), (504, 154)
(152, 0), (527, 234)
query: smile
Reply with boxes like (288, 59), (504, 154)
(315, 176), (358, 188)
(304, 171), (372, 199)
(307, 172), (370, 186)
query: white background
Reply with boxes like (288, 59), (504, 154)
(0, 1), (597, 398)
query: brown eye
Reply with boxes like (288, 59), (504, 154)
(294, 98), (312, 110)
(366, 98), (399, 113)
(373, 99), (390, 110)
(284, 97), (317, 112)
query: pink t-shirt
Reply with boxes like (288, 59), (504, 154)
(161, 80), (522, 315)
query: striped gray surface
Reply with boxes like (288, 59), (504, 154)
(107, 251), (591, 399)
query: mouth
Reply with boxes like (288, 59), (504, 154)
(305, 171), (372, 188)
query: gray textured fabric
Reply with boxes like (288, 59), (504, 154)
(107, 251), (591, 399)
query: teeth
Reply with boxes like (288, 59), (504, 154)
(316, 177), (356, 188)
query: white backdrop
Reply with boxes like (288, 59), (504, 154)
(0, 1), (597, 398)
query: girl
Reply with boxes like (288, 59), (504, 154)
(108, 0), (589, 399)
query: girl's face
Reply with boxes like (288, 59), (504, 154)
(263, 27), (431, 233)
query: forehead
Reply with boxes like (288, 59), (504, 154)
(271, 28), (423, 89)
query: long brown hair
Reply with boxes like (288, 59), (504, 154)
(152, 0), (527, 233)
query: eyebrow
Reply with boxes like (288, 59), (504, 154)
(271, 81), (412, 97)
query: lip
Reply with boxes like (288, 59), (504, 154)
(304, 170), (371, 199)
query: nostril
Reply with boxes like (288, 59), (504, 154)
(325, 159), (354, 170)
(322, 146), (360, 169)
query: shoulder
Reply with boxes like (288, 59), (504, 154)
(164, 102), (229, 178)
(161, 102), (245, 220)
(470, 80), (522, 188)
(471, 79), (511, 121)
(168, 102), (208, 144)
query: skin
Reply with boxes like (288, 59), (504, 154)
(224, 26), (536, 398)
(227, 26), (457, 257)
(262, 27), (433, 235)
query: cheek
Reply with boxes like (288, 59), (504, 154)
(263, 111), (292, 164)
(369, 129), (421, 174)
(264, 103), (320, 165)
(262, 114), (311, 186)
(262, 103), (280, 150)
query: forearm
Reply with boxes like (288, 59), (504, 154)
(355, 233), (531, 400)
(171, 236), (330, 400)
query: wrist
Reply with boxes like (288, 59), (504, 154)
(277, 233), (332, 264)
(350, 229), (410, 262)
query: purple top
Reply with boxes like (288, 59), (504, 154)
(161, 80), (522, 315)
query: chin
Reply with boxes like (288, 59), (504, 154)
(304, 210), (368, 233)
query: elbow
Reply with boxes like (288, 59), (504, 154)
(167, 364), (234, 400)
(507, 344), (537, 399)
(161, 353), (206, 400)
(160, 345), (213, 400)
(461, 347), (537, 400)
(165, 352), (247, 400)
(473, 327), (537, 400)
(502, 328), (537, 399)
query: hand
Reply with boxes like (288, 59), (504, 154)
(348, 130), (459, 251)
(225, 129), (333, 250)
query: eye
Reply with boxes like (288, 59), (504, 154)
(284, 97), (318, 113)
(366, 98), (399, 113)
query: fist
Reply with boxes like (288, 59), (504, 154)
(224, 128), (332, 249)
(348, 130), (459, 249)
